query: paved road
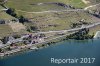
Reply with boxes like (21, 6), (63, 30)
(37, 22), (100, 34)
(0, 2), (100, 48)
(0, 22), (100, 48)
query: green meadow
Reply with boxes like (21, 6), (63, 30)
(6, 0), (86, 12)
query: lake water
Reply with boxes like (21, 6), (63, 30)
(0, 39), (100, 66)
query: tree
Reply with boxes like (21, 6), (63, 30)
(6, 8), (17, 17)
(18, 15), (29, 24)
(2, 36), (9, 44)
(0, 48), (2, 52)
(18, 15), (26, 24)
(30, 26), (37, 31)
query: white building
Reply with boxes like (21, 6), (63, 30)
(94, 31), (100, 39)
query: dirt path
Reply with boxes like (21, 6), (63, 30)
(84, 3), (100, 10)
(16, 9), (83, 14)
(82, 0), (90, 4)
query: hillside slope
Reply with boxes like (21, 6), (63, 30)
(6, 0), (86, 12)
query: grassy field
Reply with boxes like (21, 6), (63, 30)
(0, 11), (15, 20)
(0, 24), (28, 38)
(0, 24), (13, 38)
(6, 0), (86, 12)
(89, 25), (100, 35)
(0, 5), (13, 38)
(87, 4), (100, 12)
(0, 5), (13, 20)
(87, 0), (100, 4)
(0, 6), (4, 9)
(22, 11), (100, 31)
(0, 0), (99, 37)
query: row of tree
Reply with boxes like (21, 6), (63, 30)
(6, 8), (29, 24)
(66, 28), (94, 40)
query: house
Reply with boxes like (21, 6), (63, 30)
(0, 19), (5, 24)
(2, 36), (15, 44)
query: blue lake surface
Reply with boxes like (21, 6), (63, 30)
(0, 39), (100, 66)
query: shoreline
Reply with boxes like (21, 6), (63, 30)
(0, 38), (95, 59)
(0, 33), (69, 58)
(0, 29), (99, 58)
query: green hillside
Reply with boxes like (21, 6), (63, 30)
(0, 24), (13, 38)
(0, 11), (15, 20)
(0, 0), (99, 37)
(6, 0), (86, 12)
(87, 0), (100, 4)
(23, 11), (100, 31)
(0, 5), (4, 9)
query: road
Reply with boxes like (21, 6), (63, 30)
(0, 2), (100, 48)
(0, 9), (8, 11)
(84, 3), (100, 10)
(0, 1), (100, 13)
(0, 22), (100, 48)
(0, 35), (30, 48)
(0, 2), (100, 14)
(16, 9), (84, 14)
(36, 22), (100, 34)
(13, 3), (100, 13)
